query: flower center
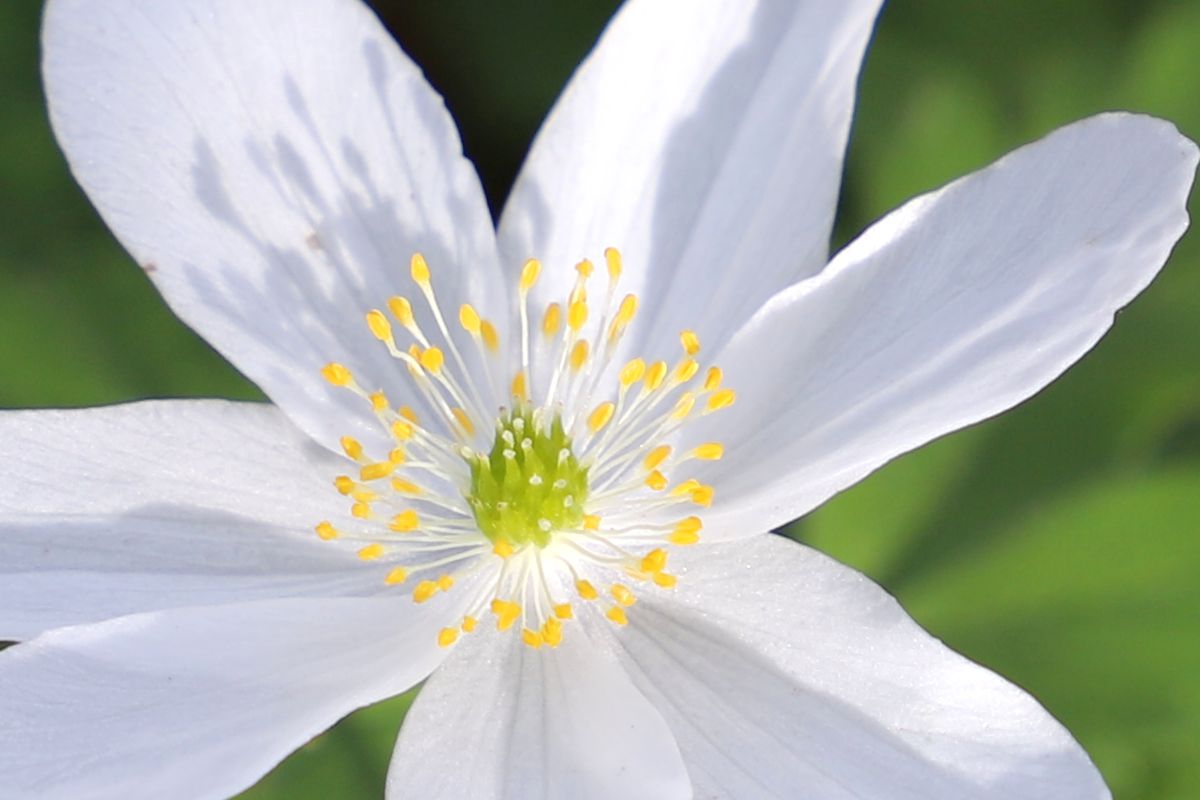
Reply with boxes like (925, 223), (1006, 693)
(466, 406), (588, 549)
(314, 248), (736, 649)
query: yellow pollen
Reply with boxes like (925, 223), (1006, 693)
(576, 580), (599, 601)
(611, 584), (637, 607)
(419, 346), (445, 374)
(357, 543), (384, 561)
(491, 599), (521, 631)
(452, 407), (475, 435)
(604, 247), (622, 281)
(492, 538), (514, 559)
(340, 436), (364, 461)
(366, 309), (393, 343)
(334, 475), (355, 495)
(520, 259), (542, 291)
(692, 442), (724, 460)
(413, 580), (438, 603)
(608, 294), (639, 339)
(390, 477), (421, 495)
(387, 296), (414, 327)
(553, 603), (574, 620)
(704, 367), (723, 391)
(570, 339), (590, 372)
(385, 566), (408, 585)
(399, 406), (419, 424)
(359, 461), (394, 481)
(542, 619), (563, 647)
(458, 303), (481, 335)
(410, 253), (432, 286)
(653, 572), (678, 588)
(680, 330), (701, 356)
(321, 362), (352, 387)
(542, 303), (562, 337)
(480, 320), (499, 352)
(645, 361), (668, 391)
(390, 420), (414, 441)
(315, 521), (339, 541)
(568, 298), (588, 331)
(368, 391), (389, 412)
(669, 516), (703, 545)
(588, 401), (616, 434)
(670, 392), (696, 421)
(582, 514), (601, 531)
(670, 478), (701, 497)
(576, 259), (595, 280)
(620, 358), (646, 387)
(707, 388), (737, 412)
(352, 489), (378, 502)
(389, 510), (420, 532)
(645, 470), (668, 491)
(674, 359), (700, 383)
(606, 606), (629, 626)
(640, 548), (668, 574)
(437, 627), (459, 648)
(351, 501), (371, 519)
(436, 574), (455, 591)
(643, 445), (672, 471)
(462, 616), (478, 633)
(521, 628), (544, 649)
(511, 370), (528, 401)
(691, 485), (715, 507)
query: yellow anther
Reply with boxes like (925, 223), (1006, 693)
(570, 339), (590, 372)
(384, 566), (408, 585)
(340, 436), (364, 461)
(679, 329), (701, 356)
(582, 514), (601, 531)
(669, 478), (701, 497)
(644, 361), (668, 391)
(410, 253), (431, 286)
(399, 406), (419, 424)
(315, 521), (339, 541)
(511, 370), (528, 401)
(568, 298), (588, 331)
(576, 580), (599, 601)
(674, 359), (699, 383)
(321, 362), (352, 387)
(670, 392), (696, 421)
(521, 628), (544, 649)
(357, 543), (384, 561)
(542, 302), (562, 337)
(437, 627), (459, 648)
(461, 616), (478, 633)
(413, 580), (438, 604)
(520, 259), (541, 291)
(389, 510), (420, 532)
(669, 516), (703, 545)
(480, 320), (499, 352)
(640, 548), (668, 574)
(611, 584), (637, 607)
(359, 461), (393, 482)
(653, 571), (678, 588)
(643, 445), (672, 471)
(706, 388), (737, 412)
(588, 402), (615, 434)
(352, 488), (379, 502)
(645, 470), (668, 491)
(366, 309), (393, 343)
(542, 619), (563, 648)
(451, 407), (475, 435)
(334, 475), (356, 495)
(390, 477), (421, 495)
(553, 603), (574, 620)
(704, 367), (723, 391)
(368, 391), (389, 412)
(351, 501), (371, 519)
(575, 258), (594, 279)
(389, 420), (414, 442)
(619, 358), (646, 388)
(608, 294), (638, 339)
(419, 346), (445, 374)
(691, 485), (715, 507)
(606, 606), (629, 626)
(692, 442), (724, 461)
(493, 538), (515, 559)
(490, 599), (521, 631)
(387, 296), (414, 326)
(604, 247), (622, 282)
(436, 574), (455, 592)
(389, 449), (406, 468)
(458, 303), (481, 335)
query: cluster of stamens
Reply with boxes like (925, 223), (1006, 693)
(315, 248), (735, 649)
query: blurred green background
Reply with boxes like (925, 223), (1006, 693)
(2, 1), (1198, 797)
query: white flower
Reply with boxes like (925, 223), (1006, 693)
(1, 0), (1195, 797)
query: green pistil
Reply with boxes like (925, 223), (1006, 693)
(466, 406), (589, 549)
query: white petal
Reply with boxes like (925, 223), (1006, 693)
(602, 535), (1109, 799)
(388, 625), (689, 800)
(690, 113), (1198, 539)
(42, 0), (501, 453)
(0, 596), (451, 800)
(499, 0), (882, 365)
(0, 400), (368, 640)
